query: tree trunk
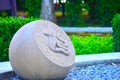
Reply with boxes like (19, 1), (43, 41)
(40, 0), (56, 23)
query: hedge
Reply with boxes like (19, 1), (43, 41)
(0, 17), (114, 62)
(0, 17), (39, 62)
(71, 34), (113, 55)
(112, 14), (120, 52)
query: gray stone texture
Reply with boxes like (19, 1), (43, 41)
(9, 20), (75, 80)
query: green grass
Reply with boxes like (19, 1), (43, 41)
(71, 34), (113, 55)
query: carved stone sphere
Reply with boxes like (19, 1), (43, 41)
(9, 20), (75, 80)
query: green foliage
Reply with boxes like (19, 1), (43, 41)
(16, 0), (25, 11)
(16, 0), (41, 17)
(96, 0), (120, 26)
(0, 17), (39, 62)
(65, 0), (86, 26)
(90, 0), (120, 26)
(86, 0), (120, 26)
(112, 14), (120, 52)
(71, 34), (113, 55)
(24, 0), (41, 17)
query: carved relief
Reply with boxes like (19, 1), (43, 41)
(43, 25), (70, 56)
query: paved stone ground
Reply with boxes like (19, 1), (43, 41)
(1, 63), (120, 80)
(0, 52), (120, 80)
(0, 52), (120, 74)
(65, 63), (120, 80)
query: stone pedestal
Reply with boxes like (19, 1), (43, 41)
(9, 20), (75, 80)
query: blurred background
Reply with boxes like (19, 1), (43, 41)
(0, 0), (120, 61)
(1, 0), (120, 27)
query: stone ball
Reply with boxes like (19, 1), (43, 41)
(9, 20), (75, 80)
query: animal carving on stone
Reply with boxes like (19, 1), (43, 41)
(43, 25), (70, 56)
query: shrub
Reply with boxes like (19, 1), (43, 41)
(71, 34), (113, 55)
(112, 14), (120, 52)
(0, 17), (39, 62)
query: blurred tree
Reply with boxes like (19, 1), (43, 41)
(58, 0), (65, 17)
(65, 0), (86, 26)
(85, 0), (120, 26)
(40, 0), (56, 23)
(16, 0), (25, 11)
(84, 0), (96, 20)
(16, 0), (41, 17)
(24, 0), (41, 17)
(96, 0), (120, 26)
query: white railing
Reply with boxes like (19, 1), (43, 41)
(61, 27), (112, 33)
